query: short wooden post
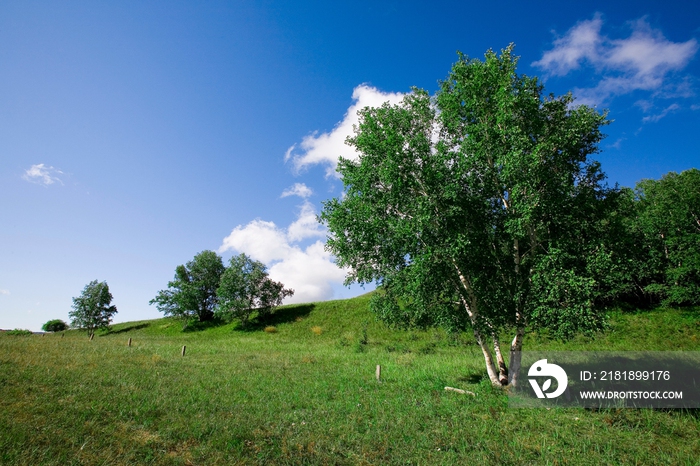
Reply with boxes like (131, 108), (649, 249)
(61, 333), (65, 338)
(181, 345), (186, 357)
(128, 337), (132, 347)
(89, 333), (94, 341)
(376, 364), (381, 382)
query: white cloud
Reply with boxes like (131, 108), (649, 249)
(607, 137), (626, 150)
(268, 241), (346, 304)
(281, 183), (313, 199)
(533, 14), (604, 76)
(287, 201), (325, 242)
(285, 85), (405, 177)
(642, 103), (680, 123)
(219, 219), (293, 264)
(22, 163), (64, 186)
(534, 15), (698, 106)
(219, 202), (346, 304)
(0, 289), (9, 295)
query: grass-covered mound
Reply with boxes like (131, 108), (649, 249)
(1, 294), (698, 465)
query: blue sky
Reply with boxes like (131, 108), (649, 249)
(2, 1), (699, 331)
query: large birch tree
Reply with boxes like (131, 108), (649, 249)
(320, 45), (614, 387)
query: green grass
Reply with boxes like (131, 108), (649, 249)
(1, 295), (699, 465)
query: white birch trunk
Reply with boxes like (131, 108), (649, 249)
(453, 260), (502, 386)
(508, 327), (525, 387)
(492, 335), (509, 385)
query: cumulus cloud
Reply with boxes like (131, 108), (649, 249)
(22, 164), (64, 186)
(219, 219), (293, 264)
(287, 201), (325, 242)
(533, 15), (698, 106)
(219, 201), (346, 304)
(267, 241), (346, 303)
(285, 85), (405, 177)
(281, 183), (313, 199)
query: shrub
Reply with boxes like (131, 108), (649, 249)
(42, 319), (68, 332)
(5, 329), (32, 336)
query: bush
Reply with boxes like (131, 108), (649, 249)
(42, 319), (68, 332)
(5, 329), (32, 336)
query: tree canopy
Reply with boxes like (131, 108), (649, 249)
(150, 250), (225, 324)
(634, 168), (700, 305)
(42, 319), (69, 333)
(151, 251), (294, 328)
(217, 253), (294, 326)
(320, 45), (614, 386)
(69, 280), (118, 336)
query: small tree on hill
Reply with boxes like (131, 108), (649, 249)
(69, 280), (117, 336)
(217, 253), (294, 326)
(150, 250), (225, 326)
(42, 319), (68, 332)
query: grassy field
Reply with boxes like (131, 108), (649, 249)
(1, 294), (699, 465)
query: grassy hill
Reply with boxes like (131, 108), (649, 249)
(1, 294), (699, 465)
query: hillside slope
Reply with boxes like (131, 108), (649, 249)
(1, 296), (698, 465)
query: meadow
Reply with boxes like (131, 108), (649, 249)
(1, 294), (699, 465)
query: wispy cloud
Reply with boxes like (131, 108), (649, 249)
(642, 103), (680, 123)
(22, 163), (64, 186)
(607, 137), (626, 149)
(0, 289), (9, 295)
(285, 85), (405, 177)
(533, 15), (698, 107)
(219, 201), (343, 304)
(533, 14), (605, 77)
(281, 183), (313, 199)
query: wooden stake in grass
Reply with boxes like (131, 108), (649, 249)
(89, 333), (94, 341)
(128, 337), (132, 347)
(376, 364), (381, 382)
(181, 345), (186, 357)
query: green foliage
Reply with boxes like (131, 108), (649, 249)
(150, 250), (225, 324)
(591, 169), (700, 308)
(634, 169), (700, 306)
(4, 329), (33, 336)
(216, 253), (294, 326)
(321, 45), (613, 383)
(151, 251), (293, 330)
(69, 280), (117, 335)
(41, 319), (68, 333)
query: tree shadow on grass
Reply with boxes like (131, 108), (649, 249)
(457, 372), (487, 385)
(237, 304), (316, 332)
(182, 317), (230, 333)
(103, 323), (151, 335)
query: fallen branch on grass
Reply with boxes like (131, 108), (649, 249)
(444, 386), (475, 396)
